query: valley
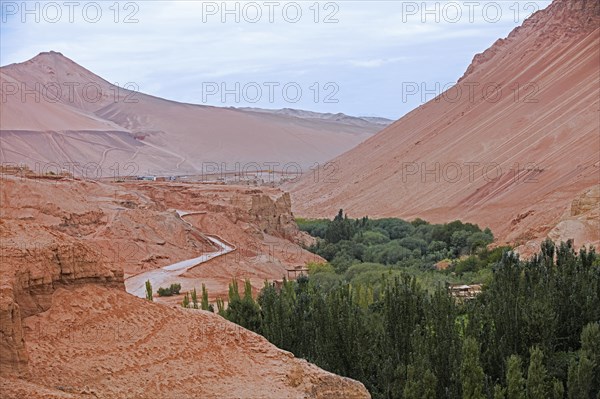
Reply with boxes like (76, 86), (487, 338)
(1, 0), (599, 397)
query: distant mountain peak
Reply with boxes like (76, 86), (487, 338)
(36, 50), (65, 57)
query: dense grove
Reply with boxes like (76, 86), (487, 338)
(297, 210), (499, 289)
(220, 213), (600, 399)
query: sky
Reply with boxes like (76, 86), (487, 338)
(0, 0), (551, 119)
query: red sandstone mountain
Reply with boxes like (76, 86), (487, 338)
(289, 0), (600, 252)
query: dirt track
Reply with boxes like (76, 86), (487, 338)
(124, 211), (235, 298)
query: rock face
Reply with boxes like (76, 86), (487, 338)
(570, 185), (600, 217)
(289, 0), (600, 250)
(0, 285), (28, 375)
(132, 182), (304, 242)
(123, 182), (322, 303)
(0, 220), (124, 375)
(0, 176), (362, 398)
(0, 176), (219, 277)
(247, 192), (298, 239)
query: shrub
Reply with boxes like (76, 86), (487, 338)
(157, 283), (182, 297)
(307, 262), (335, 275)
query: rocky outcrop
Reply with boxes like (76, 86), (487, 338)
(0, 285), (28, 375)
(0, 177), (363, 397)
(515, 186), (600, 257)
(570, 185), (600, 217)
(133, 182), (302, 241)
(0, 220), (124, 375)
(248, 192), (298, 239)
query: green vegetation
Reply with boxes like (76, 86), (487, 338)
(156, 283), (182, 297)
(144, 280), (153, 301)
(297, 210), (498, 290)
(201, 283), (209, 311)
(179, 284), (214, 312)
(191, 287), (198, 309)
(221, 211), (599, 399)
(219, 279), (262, 332)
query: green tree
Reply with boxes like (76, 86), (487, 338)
(145, 280), (153, 301)
(324, 209), (355, 243)
(228, 279), (240, 303)
(156, 283), (182, 297)
(191, 287), (198, 309)
(403, 366), (436, 399)
(507, 355), (526, 399)
(580, 322), (600, 396)
(526, 347), (548, 399)
(201, 283), (209, 311)
(550, 378), (564, 399)
(182, 292), (190, 308)
(170, 283), (181, 295)
(567, 322), (600, 399)
(568, 355), (593, 399)
(216, 297), (225, 315)
(460, 337), (485, 399)
(225, 279), (262, 332)
(494, 385), (507, 399)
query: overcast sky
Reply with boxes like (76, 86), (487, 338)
(0, 1), (551, 119)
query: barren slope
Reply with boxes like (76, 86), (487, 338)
(0, 174), (367, 398)
(0, 63), (196, 174)
(95, 95), (379, 169)
(1, 52), (384, 174)
(0, 71), (123, 132)
(10, 286), (368, 399)
(289, 0), (600, 250)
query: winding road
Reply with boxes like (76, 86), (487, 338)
(124, 210), (235, 298)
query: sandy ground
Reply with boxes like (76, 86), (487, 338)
(0, 52), (387, 175)
(7, 285), (370, 399)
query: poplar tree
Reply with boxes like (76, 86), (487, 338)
(460, 337), (485, 399)
(201, 283), (209, 311)
(506, 355), (526, 399)
(526, 347), (548, 399)
(182, 292), (190, 308)
(145, 280), (153, 301)
(191, 288), (198, 309)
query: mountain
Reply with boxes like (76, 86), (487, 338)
(237, 107), (393, 127)
(288, 0), (600, 251)
(0, 52), (386, 175)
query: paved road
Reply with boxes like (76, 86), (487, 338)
(124, 211), (234, 298)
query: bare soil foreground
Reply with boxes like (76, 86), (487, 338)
(288, 0), (600, 256)
(4, 286), (368, 398)
(0, 173), (368, 398)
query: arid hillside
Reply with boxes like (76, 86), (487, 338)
(289, 0), (600, 253)
(0, 52), (387, 175)
(0, 172), (367, 398)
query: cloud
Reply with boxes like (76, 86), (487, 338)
(0, 1), (551, 119)
(348, 57), (410, 68)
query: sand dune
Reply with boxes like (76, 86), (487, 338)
(1, 52), (386, 175)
